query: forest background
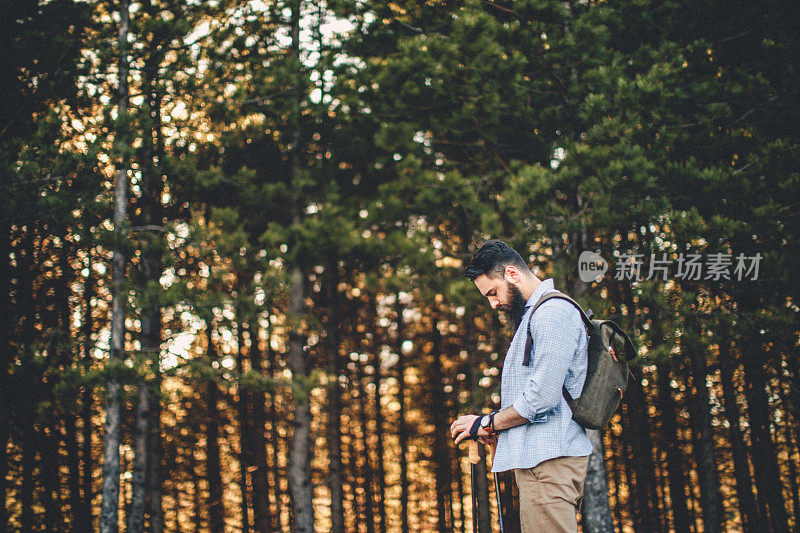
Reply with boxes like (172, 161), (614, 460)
(2, 0), (799, 531)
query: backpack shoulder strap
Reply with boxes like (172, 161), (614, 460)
(530, 292), (592, 327)
(523, 292), (591, 366)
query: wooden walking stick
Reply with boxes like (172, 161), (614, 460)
(489, 441), (505, 532)
(468, 440), (480, 533)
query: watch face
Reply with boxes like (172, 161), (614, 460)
(480, 415), (491, 429)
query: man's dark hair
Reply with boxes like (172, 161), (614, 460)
(464, 240), (530, 281)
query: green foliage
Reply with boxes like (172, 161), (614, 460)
(4, 0), (800, 530)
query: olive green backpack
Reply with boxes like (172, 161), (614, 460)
(524, 292), (636, 430)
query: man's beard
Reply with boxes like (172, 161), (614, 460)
(498, 282), (528, 330)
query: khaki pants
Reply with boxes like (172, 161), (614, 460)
(513, 455), (590, 533)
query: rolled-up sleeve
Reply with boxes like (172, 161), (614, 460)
(512, 300), (582, 422)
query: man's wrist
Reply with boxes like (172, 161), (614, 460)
(491, 405), (530, 432)
(489, 410), (499, 433)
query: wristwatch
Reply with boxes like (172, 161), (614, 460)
(480, 411), (498, 434)
(479, 415), (493, 433)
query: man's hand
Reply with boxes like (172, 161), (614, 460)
(478, 433), (498, 446)
(450, 414), (492, 445)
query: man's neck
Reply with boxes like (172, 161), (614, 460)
(518, 274), (542, 301)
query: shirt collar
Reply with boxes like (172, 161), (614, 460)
(525, 278), (555, 308)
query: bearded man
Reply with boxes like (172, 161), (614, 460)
(450, 240), (592, 532)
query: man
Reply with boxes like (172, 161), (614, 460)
(450, 240), (592, 532)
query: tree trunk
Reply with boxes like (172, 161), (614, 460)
(430, 331), (453, 531)
(656, 357), (692, 533)
(620, 286), (660, 531)
(244, 319), (273, 532)
(395, 301), (410, 533)
(471, 446), (492, 533)
(147, 383), (163, 533)
(581, 429), (614, 532)
(688, 482), (698, 531)
(189, 437), (203, 533)
(267, 341), (285, 531)
(0, 222), (10, 531)
(372, 344), (388, 533)
(683, 313), (723, 533)
(286, 0), (315, 529)
(655, 461), (669, 533)
(205, 393), (225, 533)
(248, 410), (272, 532)
(781, 344), (800, 526)
(170, 472), (180, 532)
(128, 304), (162, 533)
(784, 349), (800, 452)
(342, 415), (360, 529)
(55, 247), (91, 532)
(740, 339), (790, 532)
(609, 429), (623, 531)
(777, 383), (800, 533)
(626, 368), (661, 531)
(236, 352), (253, 533)
(17, 232), (37, 531)
(287, 264), (314, 531)
(325, 274), (346, 533)
(22, 422), (36, 531)
(40, 423), (63, 531)
(399, 396), (409, 533)
(99, 2), (130, 530)
(356, 366), (377, 533)
(237, 412), (252, 533)
(717, 326), (763, 531)
(326, 378), (345, 533)
(455, 450), (466, 533)
(571, 258), (614, 532)
(145, 90), (165, 533)
(129, 380), (151, 533)
(0, 396), (6, 532)
(205, 330), (226, 533)
(128, 47), (165, 533)
(80, 226), (95, 527)
(464, 317), (491, 533)
(65, 410), (89, 532)
(235, 322), (253, 533)
(619, 401), (638, 530)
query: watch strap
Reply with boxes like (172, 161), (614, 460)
(469, 416), (482, 439)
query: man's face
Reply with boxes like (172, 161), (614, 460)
(473, 273), (528, 328)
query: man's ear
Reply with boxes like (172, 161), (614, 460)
(504, 265), (520, 283)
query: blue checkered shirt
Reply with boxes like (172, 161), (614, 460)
(491, 278), (593, 472)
